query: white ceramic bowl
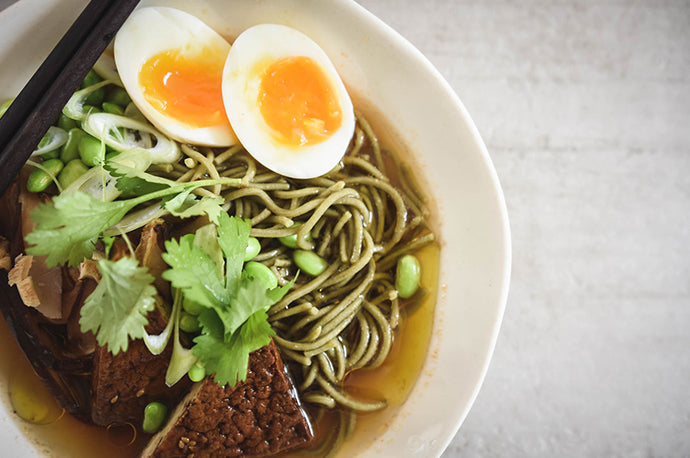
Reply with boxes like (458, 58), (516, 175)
(0, 0), (510, 456)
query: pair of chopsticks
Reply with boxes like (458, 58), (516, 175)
(0, 0), (140, 197)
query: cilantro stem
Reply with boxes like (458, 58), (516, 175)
(126, 177), (241, 208)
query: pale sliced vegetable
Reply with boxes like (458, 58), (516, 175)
(93, 52), (122, 86)
(63, 166), (121, 202)
(144, 294), (178, 355)
(62, 80), (113, 121)
(82, 113), (180, 163)
(103, 203), (167, 236)
(32, 126), (68, 157)
(164, 289), (198, 386)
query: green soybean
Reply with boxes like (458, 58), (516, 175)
(105, 86), (131, 107)
(78, 134), (103, 166)
(188, 364), (205, 383)
(142, 402), (168, 434)
(102, 102), (124, 115)
(278, 223), (313, 248)
(179, 312), (200, 334)
(82, 104), (101, 115)
(293, 250), (328, 277)
(81, 70), (101, 88)
(244, 237), (261, 261)
(27, 159), (64, 193)
(84, 87), (105, 106)
(244, 261), (278, 289)
(60, 128), (84, 162)
(57, 113), (77, 131)
(41, 150), (60, 160)
(0, 98), (13, 117)
(396, 254), (421, 299)
(58, 159), (89, 189)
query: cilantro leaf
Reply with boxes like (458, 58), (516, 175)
(105, 149), (172, 195)
(113, 174), (170, 196)
(24, 178), (240, 267)
(79, 257), (157, 355)
(216, 276), (274, 336)
(25, 192), (132, 267)
(162, 235), (230, 309)
(192, 310), (274, 387)
(163, 215), (288, 388)
(193, 224), (224, 279)
(163, 189), (223, 224)
(216, 212), (250, 295)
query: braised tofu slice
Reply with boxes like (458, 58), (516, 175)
(90, 306), (190, 426)
(142, 342), (314, 457)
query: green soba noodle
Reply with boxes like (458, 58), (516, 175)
(151, 112), (435, 454)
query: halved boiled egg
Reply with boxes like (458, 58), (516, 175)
(114, 7), (238, 147)
(222, 24), (355, 179)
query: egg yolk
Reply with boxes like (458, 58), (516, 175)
(258, 56), (342, 147)
(139, 47), (230, 129)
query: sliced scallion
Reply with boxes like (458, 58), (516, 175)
(32, 126), (68, 157)
(82, 113), (180, 164)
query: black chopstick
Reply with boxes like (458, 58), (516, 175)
(0, 0), (141, 197)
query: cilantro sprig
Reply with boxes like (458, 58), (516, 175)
(79, 256), (157, 355)
(163, 213), (291, 387)
(25, 177), (238, 267)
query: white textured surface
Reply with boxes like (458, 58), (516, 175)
(0, 0), (687, 456)
(353, 0), (690, 457)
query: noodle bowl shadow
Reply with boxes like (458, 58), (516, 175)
(0, 0), (511, 456)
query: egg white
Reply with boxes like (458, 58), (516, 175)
(114, 7), (238, 147)
(222, 24), (355, 179)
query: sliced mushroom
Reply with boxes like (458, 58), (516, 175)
(135, 219), (171, 301)
(8, 254), (64, 321)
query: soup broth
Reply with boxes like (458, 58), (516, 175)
(0, 75), (440, 457)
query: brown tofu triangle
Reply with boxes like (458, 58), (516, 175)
(142, 341), (314, 458)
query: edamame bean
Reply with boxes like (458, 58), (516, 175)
(244, 261), (278, 289)
(0, 98), (13, 117)
(278, 223), (313, 248)
(244, 237), (261, 262)
(60, 128), (84, 162)
(84, 88), (105, 106)
(102, 102), (124, 115)
(293, 250), (328, 277)
(41, 150), (60, 160)
(395, 254), (421, 299)
(27, 159), (64, 193)
(58, 159), (89, 189)
(142, 402), (168, 434)
(78, 134), (103, 166)
(57, 113), (77, 131)
(105, 86), (131, 107)
(179, 312), (200, 333)
(82, 104), (101, 115)
(81, 70), (101, 88)
(188, 363), (205, 382)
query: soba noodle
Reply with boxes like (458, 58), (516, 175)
(146, 112), (435, 454)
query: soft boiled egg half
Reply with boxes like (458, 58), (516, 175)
(115, 8), (354, 178)
(223, 24), (355, 178)
(222, 24), (355, 179)
(114, 7), (238, 147)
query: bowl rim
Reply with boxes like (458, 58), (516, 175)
(0, 0), (512, 456)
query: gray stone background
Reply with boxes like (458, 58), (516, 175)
(1, 0), (688, 457)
